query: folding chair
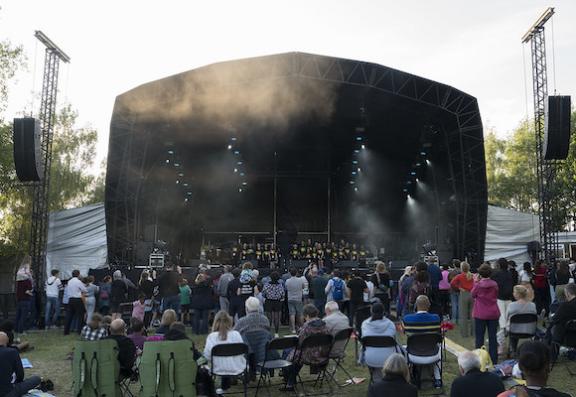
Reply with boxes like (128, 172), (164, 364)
(406, 333), (443, 390)
(293, 334), (334, 396)
(327, 328), (355, 387)
(552, 319), (576, 374)
(360, 335), (399, 384)
(353, 305), (372, 364)
(255, 336), (298, 397)
(508, 313), (538, 355)
(211, 343), (250, 397)
(72, 339), (123, 397)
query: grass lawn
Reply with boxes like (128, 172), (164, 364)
(18, 327), (576, 397)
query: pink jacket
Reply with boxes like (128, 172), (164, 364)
(471, 278), (500, 320)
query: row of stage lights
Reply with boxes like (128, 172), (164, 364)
(227, 137), (247, 192)
(165, 149), (194, 203)
(350, 127), (366, 192)
(403, 150), (430, 196)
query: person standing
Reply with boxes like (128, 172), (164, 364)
(45, 269), (62, 328)
(158, 264), (182, 314)
(533, 260), (550, 316)
(449, 259), (462, 321)
(110, 270), (128, 320)
(438, 264), (452, 318)
(98, 275), (112, 316)
(371, 262), (391, 314)
(138, 271), (155, 327)
(84, 276), (99, 324)
(450, 262), (474, 337)
(15, 273), (33, 335)
(472, 264), (500, 365)
(64, 269), (87, 335)
(554, 260), (572, 303)
(491, 258), (514, 354)
(347, 271), (368, 326)
(311, 269), (328, 316)
(190, 273), (214, 335)
(325, 270), (346, 308)
(217, 266), (234, 313)
(285, 267), (305, 333)
(261, 271), (284, 336)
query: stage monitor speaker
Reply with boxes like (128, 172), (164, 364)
(13, 117), (43, 181)
(544, 96), (571, 160)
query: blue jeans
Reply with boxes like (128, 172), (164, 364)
(45, 296), (60, 327)
(475, 318), (498, 365)
(192, 308), (210, 334)
(15, 300), (31, 334)
(162, 295), (181, 314)
(450, 291), (459, 321)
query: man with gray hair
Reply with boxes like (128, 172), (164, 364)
(234, 296), (270, 335)
(323, 301), (349, 335)
(217, 266), (234, 313)
(449, 351), (504, 397)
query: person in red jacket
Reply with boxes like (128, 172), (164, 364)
(15, 273), (33, 335)
(533, 260), (550, 317)
(450, 262), (475, 338)
(472, 264), (500, 364)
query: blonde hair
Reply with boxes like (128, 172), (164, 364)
(383, 353), (410, 383)
(212, 310), (233, 341)
(375, 261), (387, 273)
(513, 285), (529, 300)
(161, 309), (177, 327)
(461, 262), (472, 280)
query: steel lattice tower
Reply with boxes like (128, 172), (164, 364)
(30, 31), (69, 288)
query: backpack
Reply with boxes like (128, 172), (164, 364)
(332, 278), (344, 301)
(265, 283), (284, 301)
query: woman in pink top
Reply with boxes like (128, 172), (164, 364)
(472, 264), (500, 365)
(438, 264), (451, 318)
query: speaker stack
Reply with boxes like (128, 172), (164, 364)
(13, 117), (43, 181)
(544, 96), (572, 160)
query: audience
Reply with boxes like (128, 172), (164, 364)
(164, 321), (189, 341)
(472, 264), (500, 364)
(105, 319), (136, 378)
(44, 269), (62, 329)
(361, 303), (397, 382)
(127, 317), (146, 352)
(0, 331), (41, 397)
(64, 269), (86, 335)
(367, 353), (417, 397)
(548, 283), (576, 345)
(131, 293), (146, 323)
(506, 285), (537, 353)
(497, 341), (572, 397)
(323, 301), (349, 335)
(450, 351), (505, 397)
(285, 267), (306, 334)
(450, 262), (474, 337)
(262, 271), (284, 336)
(15, 272), (33, 335)
(84, 276), (99, 323)
(155, 309), (177, 336)
(234, 297), (270, 335)
(80, 312), (108, 341)
(190, 273), (214, 335)
(492, 258), (514, 354)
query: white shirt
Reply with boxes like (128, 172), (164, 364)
(204, 330), (246, 375)
(67, 277), (87, 298)
(45, 276), (62, 298)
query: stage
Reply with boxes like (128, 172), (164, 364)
(105, 52), (487, 266)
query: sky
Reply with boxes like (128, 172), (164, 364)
(1, 0), (575, 173)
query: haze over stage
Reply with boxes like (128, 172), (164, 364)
(105, 52), (487, 265)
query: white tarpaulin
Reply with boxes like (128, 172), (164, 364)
(484, 205), (540, 264)
(46, 202), (108, 279)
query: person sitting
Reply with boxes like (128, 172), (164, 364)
(0, 331), (41, 397)
(164, 321), (188, 341)
(204, 311), (246, 395)
(127, 317), (147, 352)
(367, 353), (417, 397)
(361, 303), (397, 382)
(234, 297), (270, 335)
(0, 321), (30, 352)
(323, 301), (349, 336)
(506, 285), (537, 354)
(80, 312), (108, 341)
(449, 351), (505, 397)
(548, 283), (576, 346)
(402, 295), (442, 388)
(497, 341), (572, 397)
(150, 309), (177, 340)
(105, 319), (137, 378)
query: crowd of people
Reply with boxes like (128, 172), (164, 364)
(2, 256), (576, 397)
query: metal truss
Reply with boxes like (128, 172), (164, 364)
(106, 53), (487, 263)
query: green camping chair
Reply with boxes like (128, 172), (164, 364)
(72, 339), (122, 397)
(139, 339), (198, 397)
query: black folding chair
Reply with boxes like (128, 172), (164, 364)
(353, 305), (372, 364)
(326, 328), (354, 387)
(293, 334), (334, 396)
(360, 335), (399, 384)
(211, 343), (250, 397)
(508, 313), (538, 355)
(255, 336), (298, 397)
(406, 333), (443, 391)
(552, 319), (576, 374)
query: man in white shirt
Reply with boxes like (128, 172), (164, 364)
(45, 269), (62, 328)
(64, 269), (87, 335)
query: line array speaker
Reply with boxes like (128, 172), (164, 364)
(544, 95), (571, 160)
(13, 117), (43, 181)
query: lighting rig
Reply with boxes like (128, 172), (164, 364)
(227, 136), (247, 192)
(165, 148), (193, 203)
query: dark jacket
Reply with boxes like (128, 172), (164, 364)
(0, 346), (24, 396)
(158, 271), (180, 297)
(491, 269), (514, 301)
(105, 335), (136, 377)
(368, 374), (417, 397)
(449, 368), (505, 397)
(550, 298), (576, 342)
(190, 280), (214, 310)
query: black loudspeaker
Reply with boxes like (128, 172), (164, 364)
(544, 96), (571, 160)
(527, 240), (541, 253)
(13, 118), (43, 181)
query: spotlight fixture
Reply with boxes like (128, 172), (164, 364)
(176, 180), (180, 184)
(354, 187), (359, 192)
(352, 171), (357, 176)
(426, 159), (431, 165)
(183, 183), (189, 187)
(242, 181), (247, 186)
(240, 172), (245, 176)
(231, 137), (237, 141)
(403, 188), (408, 193)
(407, 181), (413, 185)
(239, 188), (243, 192)
(411, 171), (416, 176)
(416, 162), (421, 167)
(357, 167), (361, 172)
(349, 180), (355, 185)
(174, 162), (180, 167)
(352, 160), (358, 165)
(227, 145), (232, 150)
(186, 191), (192, 195)
(416, 178), (419, 182)
(234, 150), (240, 155)
(237, 161), (243, 165)
(168, 150), (174, 155)
(234, 168), (238, 173)
(178, 172), (184, 177)
(184, 198), (189, 202)
(361, 144), (366, 150)
(420, 151), (426, 156)
(356, 137), (363, 141)
(165, 159), (170, 164)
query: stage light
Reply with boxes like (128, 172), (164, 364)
(411, 171), (416, 176)
(168, 150), (174, 155)
(357, 167), (361, 172)
(426, 159), (431, 165)
(234, 150), (240, 155)
(416, 162), (421, 167)
(407, 181), (413, 185)
(227, 145), (232, 150)
(234, 168), (238, 173)
(352, 171), (357, 176)
(354, 149), (360, 154)
(416, 178), (419, 183)
(354, 187), (359, 192)
(174, 162), (180, 167)
(183, 183), (189, 187)
(403, 188), (408, 193)
(186, 191), (192, 195)
(231, 137), (237, 141)
(178, 172), (184, 177)
(165, 159), (170, 164)
(240, 172), (245, 176)
(420, 151), (426, 156)
(176, 180), (180, 184)
(237, 161), (243, 165)
(356, 136), (363, 141)
(349, 180), (355, 185)
(184, 198), (189, 202)
(242, 181), (247, 186)
(239, 188), (243, 192)
(352, 160), (358, 165)
(361, 144), (366, 150)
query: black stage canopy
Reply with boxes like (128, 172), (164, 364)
(105, 52), (487, 265)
